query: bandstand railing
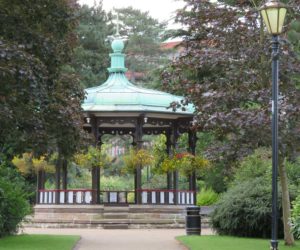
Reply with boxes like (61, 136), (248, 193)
(38, 189), (94, 204)
(37, 189), (196, 205)
(101, 190), (135, 204)
(138, 189), (195, 205)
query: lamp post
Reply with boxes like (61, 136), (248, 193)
(259, 1), (287, 249)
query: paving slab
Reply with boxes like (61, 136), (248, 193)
(23, 228), (213, 250)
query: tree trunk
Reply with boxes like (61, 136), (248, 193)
(279, 159), (295, 246)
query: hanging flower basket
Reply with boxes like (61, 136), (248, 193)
(12, 153), (56, 174)
(160, 152), (210, 176)
(74, 146), (110, 169)
(123, 148), (154, 174)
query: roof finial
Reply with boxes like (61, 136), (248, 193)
(116, 12), (120, 37)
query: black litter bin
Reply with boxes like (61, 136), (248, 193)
(186, 206), (201, 235)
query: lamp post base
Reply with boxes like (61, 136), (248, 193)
(270, 240), (279, 250)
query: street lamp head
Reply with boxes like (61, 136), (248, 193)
(259, 0), (287, 35)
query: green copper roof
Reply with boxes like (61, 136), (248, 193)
(82, 38), (194, 115)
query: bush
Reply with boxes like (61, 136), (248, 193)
(196, 187), (219, 206)
(202, 162), (229, 193)
(233, 147), (271, 184)
(100, 176), (133, 190)
(286, 157), (300, 188)
(291, 195), (300, 239)
(211, 177), (283, 238)
(0, 163), (31, 237)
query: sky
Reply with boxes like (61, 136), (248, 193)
(78, 0), (185, 24)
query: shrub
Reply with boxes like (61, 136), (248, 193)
(196, 187), (219, 206)
(233, 147), (271, 184)
(286, 157), (300, 188)
(127, 192), (135, 203)
(291, 195), (300, 239)
(100, 176), (133, 190)
(201, 162), (228, 193)
(0, 163), (31, 237)
(211, 177), (283, 238)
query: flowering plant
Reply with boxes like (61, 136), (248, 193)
(160, 152), (210, 176)
(74, 146), (110, 169)
(12, 153), (55, 174)
(123, 148), (154, 174)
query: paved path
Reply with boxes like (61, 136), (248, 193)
(23, 228), (213, 250)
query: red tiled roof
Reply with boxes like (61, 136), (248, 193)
(161, 41), (182, 50)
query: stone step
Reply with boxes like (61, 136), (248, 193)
(32, 212), (103, 221)
(24, 222), (103, 229)
(34, 204), (104, 214)
(103, 213), (128, 219)
(103, 206), (129, 213)
(128, 213), (183, 219)
(103, 224), (129, 229)
(30, 218), (130, 224)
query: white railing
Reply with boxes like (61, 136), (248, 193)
(138, 189), (195, 205)
(38, 189), (196, 205)
(38, 189), (93, 204)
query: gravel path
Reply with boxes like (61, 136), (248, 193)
(23, 228), (213, 250)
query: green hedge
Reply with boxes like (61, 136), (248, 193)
(211, 177), (283, 238)
(292, 195), (300, 239)
(0, 163), (30, 237)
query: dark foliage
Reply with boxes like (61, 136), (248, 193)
(162, 0), (300, 166)
(71, 3), (113, 88)
(0, 0), (85, 159)
(0, 163), (31, 237)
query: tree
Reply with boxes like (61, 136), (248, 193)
(115, 7), (167, 87)
(71, 3), (113, 88)
(162, 0), (300, 244)
(0, 0), (85, 160)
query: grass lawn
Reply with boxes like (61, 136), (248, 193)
(177, 236), (300, 250)
(0, 234), (80, 250)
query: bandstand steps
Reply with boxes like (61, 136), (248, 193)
(103, 205), (129, 221)
(24, 204), (213, 229)
(103, 213), (128, 219)
(103, 205), (129, 213)
(103, 224), (129, 229)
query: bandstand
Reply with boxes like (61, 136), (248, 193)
(36, 35), (197, 208)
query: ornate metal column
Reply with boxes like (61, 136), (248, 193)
(55, 154), (62, 204)
(134, 115), (144, 204)
(165, 129), (172, 190)
(91, 116), (100, 204)
(188, 130), (197, 205)
(171, 120), (179, 204)
(36, 168), (45, 204)
(62, 159), (68, 203)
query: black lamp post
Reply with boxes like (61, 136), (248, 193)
(259, 1), (287, 249)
